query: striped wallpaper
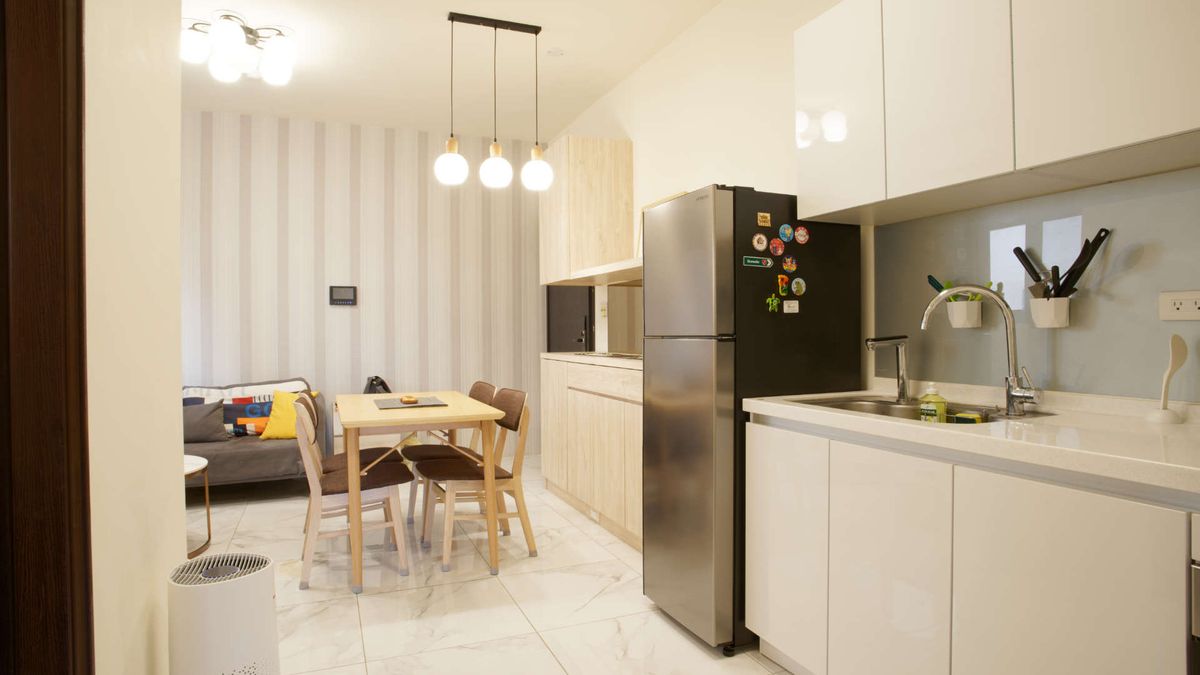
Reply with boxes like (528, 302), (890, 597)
(181, 110), (545, 451)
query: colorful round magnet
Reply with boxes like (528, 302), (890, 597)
(779, 224), (794, 243)
(791, 277), (807, 296)
(794, 225), (811, 245)
(751, 233), (768, 252)
(782, 255), (797, 273)
(768, 238), (785, 256)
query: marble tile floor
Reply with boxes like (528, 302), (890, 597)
(186, 455), (787, 675)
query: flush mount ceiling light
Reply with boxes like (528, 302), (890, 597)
(435, 13), (552, 191)
(181, 11), (295, 86)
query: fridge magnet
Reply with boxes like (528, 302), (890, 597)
(766, 293), (781, 312)
(794, 225), (810, 245)
(783, 300), (799, 314)
(779, 223), (794, 242)
(791, 277), (807, 296)
(777, 274), (790, 296)
(769, 238), (785, 256)
(742, 256), (774, 268)
(756, 212), (772, 227)
(751, 233), (768, 251)
(782, 255), (797, 273)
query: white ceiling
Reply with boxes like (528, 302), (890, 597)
(181, 0), (723, 139)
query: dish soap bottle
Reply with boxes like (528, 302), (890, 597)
(919, 385), (947, 424)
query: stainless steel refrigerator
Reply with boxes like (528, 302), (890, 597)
(642, 185), (861, 652)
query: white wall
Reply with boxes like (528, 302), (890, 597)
(562, 0), (839, 230)
(85, 0), (185, 672)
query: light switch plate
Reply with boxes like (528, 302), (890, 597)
(1159, 291), (1200, 320)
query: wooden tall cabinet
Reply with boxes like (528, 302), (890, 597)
(537, 136), (634, 285)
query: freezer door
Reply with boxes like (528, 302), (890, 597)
(642, 337), (736, 647)
(643, 186), (734, 337)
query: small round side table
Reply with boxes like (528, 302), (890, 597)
(184, 454), (212, 559)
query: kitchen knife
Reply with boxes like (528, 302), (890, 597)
(927, 275), (945, 293)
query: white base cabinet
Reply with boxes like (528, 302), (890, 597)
(828, 441), (951, 675)
(951, 467), (1189, 675)
(744, 426), (1191, 675)
(746, 423), (828, 675)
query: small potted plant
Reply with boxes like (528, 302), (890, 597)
(944, 281), (989, 329)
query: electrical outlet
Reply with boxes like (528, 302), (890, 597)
(1158, 290), (1200, 320)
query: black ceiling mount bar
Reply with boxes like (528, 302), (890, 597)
(447, 12), (542, 36)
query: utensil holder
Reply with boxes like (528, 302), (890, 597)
(1030, 297), (1070, 328)
(947, 301), (982, 328)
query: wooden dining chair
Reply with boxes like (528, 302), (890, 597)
(293, 397), (413, 588)
(413, 387), (537, 571)
(399, 380), (497, 528)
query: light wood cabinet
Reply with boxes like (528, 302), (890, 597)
(538, 136), (633, 285)
(828, 441), (952, 675)
(745, 423), (829, 675)
(539, 355), (643, 547)
(882, 0), (1014, 196)
(622, 401), (642, 539)
(540, 358), (569, 486)
(952, 467), (1188, 675)
(1012, 0), (1200, 169)
(793, 0), (886, 219)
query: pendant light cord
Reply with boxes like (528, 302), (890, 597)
(449, 21), (455, 138)
(492, 27), (498, 143)
(534, 33), (540, 146)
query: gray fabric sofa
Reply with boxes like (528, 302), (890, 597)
(183, 378), (333, 486)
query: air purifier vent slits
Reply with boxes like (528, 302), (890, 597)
(170, 552), (271, 586)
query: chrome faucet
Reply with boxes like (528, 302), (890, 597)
(865, 335), (910, 403)
(920, 285), (1039, 416)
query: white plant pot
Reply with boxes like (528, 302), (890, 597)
(947, 301), (982, 328)
(1030, 297), (1070, 328)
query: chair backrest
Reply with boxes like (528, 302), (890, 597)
(489, 388), (530, 477)
(463, 380), (498, 452)
(293, 395), (325, 496)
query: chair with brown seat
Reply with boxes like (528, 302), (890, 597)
(400, 380), (497, 527)
(413, 387), (536, 572)
(293, 396), (414, 588)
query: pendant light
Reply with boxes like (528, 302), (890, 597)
(434, 21), (470, 186)
(478, 27), (514, 189)
(520, 33), (554, 191)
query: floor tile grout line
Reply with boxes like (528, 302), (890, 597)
(493, 567), (571, 674)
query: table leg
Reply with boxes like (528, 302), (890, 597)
(481, 419), (500, 574)
(345, 426), (364, 593)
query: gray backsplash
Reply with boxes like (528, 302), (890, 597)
(875, 166), (1200, 403)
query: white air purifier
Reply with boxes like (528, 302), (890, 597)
(169, 552), (280, 675)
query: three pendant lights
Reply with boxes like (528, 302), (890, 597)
(433, 13), (553, 191)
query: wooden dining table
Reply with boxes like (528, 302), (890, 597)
(335, 390), (505, 592)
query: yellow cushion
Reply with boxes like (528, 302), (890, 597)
(260, 390), (301, 440)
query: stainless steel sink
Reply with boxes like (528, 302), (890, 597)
(794, 396), (1009, 423)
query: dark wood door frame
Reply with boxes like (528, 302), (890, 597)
(2, 0), (94, 673)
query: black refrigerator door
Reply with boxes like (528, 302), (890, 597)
(732, 188), (861, 399)
(546, 286), (593, 352)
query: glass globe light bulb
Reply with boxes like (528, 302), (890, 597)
(520, 145), (554, 191)
(207, 49), (243, 83)
(433, 137), (470, 186)
(208, 15), (246, 51)
(180, 27), (210, 64)
(479, 142), (513, 189)
(259, 35), (295, 86)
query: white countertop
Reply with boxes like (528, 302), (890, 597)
(744, 390), (1200, 507)
(541, 352), (643, 370)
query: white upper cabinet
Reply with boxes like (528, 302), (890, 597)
(1013, 0), (1200, 168)
(794, 0), (886, 219)
(883, 0), (1014, 196)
